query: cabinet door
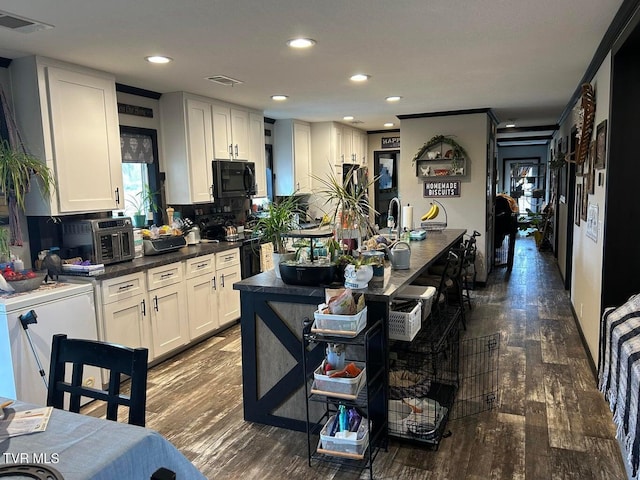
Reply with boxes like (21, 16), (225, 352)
(186, 98), (214, 203)
(342, 127), (354, 163)
(186, 274), (219, 339)
(293, 122), (312, 193)
(352, 129), (364, 165)
(46, 66), (123, 212)
(230, 108), (249, 160)
(218, 264), (241, 327)
(249, 112), (267, 197)
(103, 294), (151, 357)
(334, 124), (344, 165)
(148, 283), (188, 357)
(211, 104), (233, 160)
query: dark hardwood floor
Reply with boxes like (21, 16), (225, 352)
(82, 235), (627, 479)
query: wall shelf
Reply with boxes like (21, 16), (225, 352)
(415, 158), (467, 179)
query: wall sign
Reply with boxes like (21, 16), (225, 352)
(118, 103), (154, 118)
(381, 137), (400, 149)
(423, 180), (461, 198)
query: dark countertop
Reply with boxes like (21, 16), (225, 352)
(81, 239), (247, 280)
(234, 228), (466, 301)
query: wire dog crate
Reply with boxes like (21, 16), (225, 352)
(388, 330), (500, 449)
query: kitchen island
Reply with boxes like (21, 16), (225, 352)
(233, 228), (466, 432)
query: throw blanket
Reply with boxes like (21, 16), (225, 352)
(599, 293), (640, 479)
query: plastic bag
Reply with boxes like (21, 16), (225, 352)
(326, 288), (356, 315)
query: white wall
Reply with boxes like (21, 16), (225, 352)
(399, 113), (490, 281)
(567, 52), (611, 364)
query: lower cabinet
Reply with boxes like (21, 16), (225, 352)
(185, 254), (219, 339)
(146, 262), (189, 358)
(215, 249), (241, 328)
(98, 249), (241, 363)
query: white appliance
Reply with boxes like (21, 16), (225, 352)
(0, 282), (99, 406)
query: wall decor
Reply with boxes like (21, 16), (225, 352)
(581, 178), (588, 221)
(117, 103), (153, 118)
(575, 183), (582, 226)
(575, 83), (596, 166)
(381, 136), (400, 149)
(587, 141), (595, 194)
(595, 119), (607, 169)
(423, 180), (461, 198)
(586, 203), (598, 242)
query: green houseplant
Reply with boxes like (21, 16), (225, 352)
(127, 184), (160, 228)
(253, 195), (302, 278)
(0, 140), (55, 245)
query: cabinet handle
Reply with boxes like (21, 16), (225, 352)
(220, 274), (225, 288)
(118, 283), (134, 291)
(196, 262), (208, 269)
(210, 184), (215, 199)
(235, 144), (239, 157)
(160, 272), (173, 279)
(153, 295), (158, 312)
(212, 277), (216, 290)
(229, 144), (233, 157)
(115, 187), (120, 205)
(141, 299), (146, 316)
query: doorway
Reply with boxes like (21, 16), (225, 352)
(373, 150), (399, 229)
(503, 157), (545, 213)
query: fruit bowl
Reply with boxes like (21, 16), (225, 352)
(4, 272), (47, 293)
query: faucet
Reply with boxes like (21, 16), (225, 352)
(388, 197), (401, 240)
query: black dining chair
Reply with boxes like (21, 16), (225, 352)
(47, 334), (149, 427)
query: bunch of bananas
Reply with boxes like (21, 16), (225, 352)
(421, 203), (440, 221)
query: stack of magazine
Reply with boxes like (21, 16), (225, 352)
(61, 263), (105, 276)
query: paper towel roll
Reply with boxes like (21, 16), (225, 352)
(402, 205), (414, 232)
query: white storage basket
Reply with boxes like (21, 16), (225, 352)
(312, 363), (366, 399)
(319, 415), (369, 457)
(312, 306), (368, 337)
(397, 285), (436, 322)
(389, 302), (421, 341)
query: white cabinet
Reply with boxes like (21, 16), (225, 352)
(341, 125), (367, 165)
(215, 249), (241, 327)
(273, 119), (312, 195)
(10, 56), (123, 215)
(146, 262), (189, 357)
(160, 92), (214, 204)
(184, 254), (219, 339)
(212, 104), (249, 160)
(249, 112), (267, 197)
(99, 272), (151, 358)
(310, 122), (342, 191)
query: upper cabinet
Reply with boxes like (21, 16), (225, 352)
(10, 56), (124, 215)
(212, 105), (249, 161)
(248, 112), (267, 198)
(161, 92), (265, 204)
(273, 119), (312, 195)
(160, 92), (214, 204)
(339, 124), (367, 165)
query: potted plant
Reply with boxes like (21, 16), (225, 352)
(0, 140), (55, 245)
(127, 185), (160, 228)
(312, 168), (378, 252)
(253, 194), (302, 278)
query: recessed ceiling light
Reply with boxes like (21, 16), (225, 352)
(145, 55), (172, 64)
(505, 123), (516, 128)
(386, 96), (402, 102)
(286, 38), (316, 49)
(271, 95), (289, 101)
(343, 116), (354, 121)
(384, 122), (395, 127)
(350, 74), (370, 82)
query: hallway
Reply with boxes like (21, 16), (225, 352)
(83, 235), (627, 479)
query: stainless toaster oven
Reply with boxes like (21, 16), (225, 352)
(62, 217), (135, 265)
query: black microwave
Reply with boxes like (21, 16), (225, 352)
(212, 160), (256, 198)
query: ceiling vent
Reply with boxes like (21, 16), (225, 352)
(205, 75), (244, 87)
(0, 10), (53, 33)
(350, 120), (364, 125)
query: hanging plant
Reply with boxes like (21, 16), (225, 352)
(412, 135), (469, 164)
(548, 151), (567, 171)
(0, 140), (55, 245)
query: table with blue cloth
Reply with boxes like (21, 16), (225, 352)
(0, 397), (205, 480)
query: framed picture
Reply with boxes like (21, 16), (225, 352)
(595, 120), (607, 169)
(581, 179), (588, 221)
(587, 141), (595, 194)
(575, 183), (582, 226)
(586, 203), (598, 242)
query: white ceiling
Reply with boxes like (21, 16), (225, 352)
(0, 0), (624, 133)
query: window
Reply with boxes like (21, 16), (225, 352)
(118, 126), (161, 224)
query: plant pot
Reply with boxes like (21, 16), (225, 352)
(343, 264), (373, 290)
(132, 214), (147, 228)
(273, 252), (295, 279)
